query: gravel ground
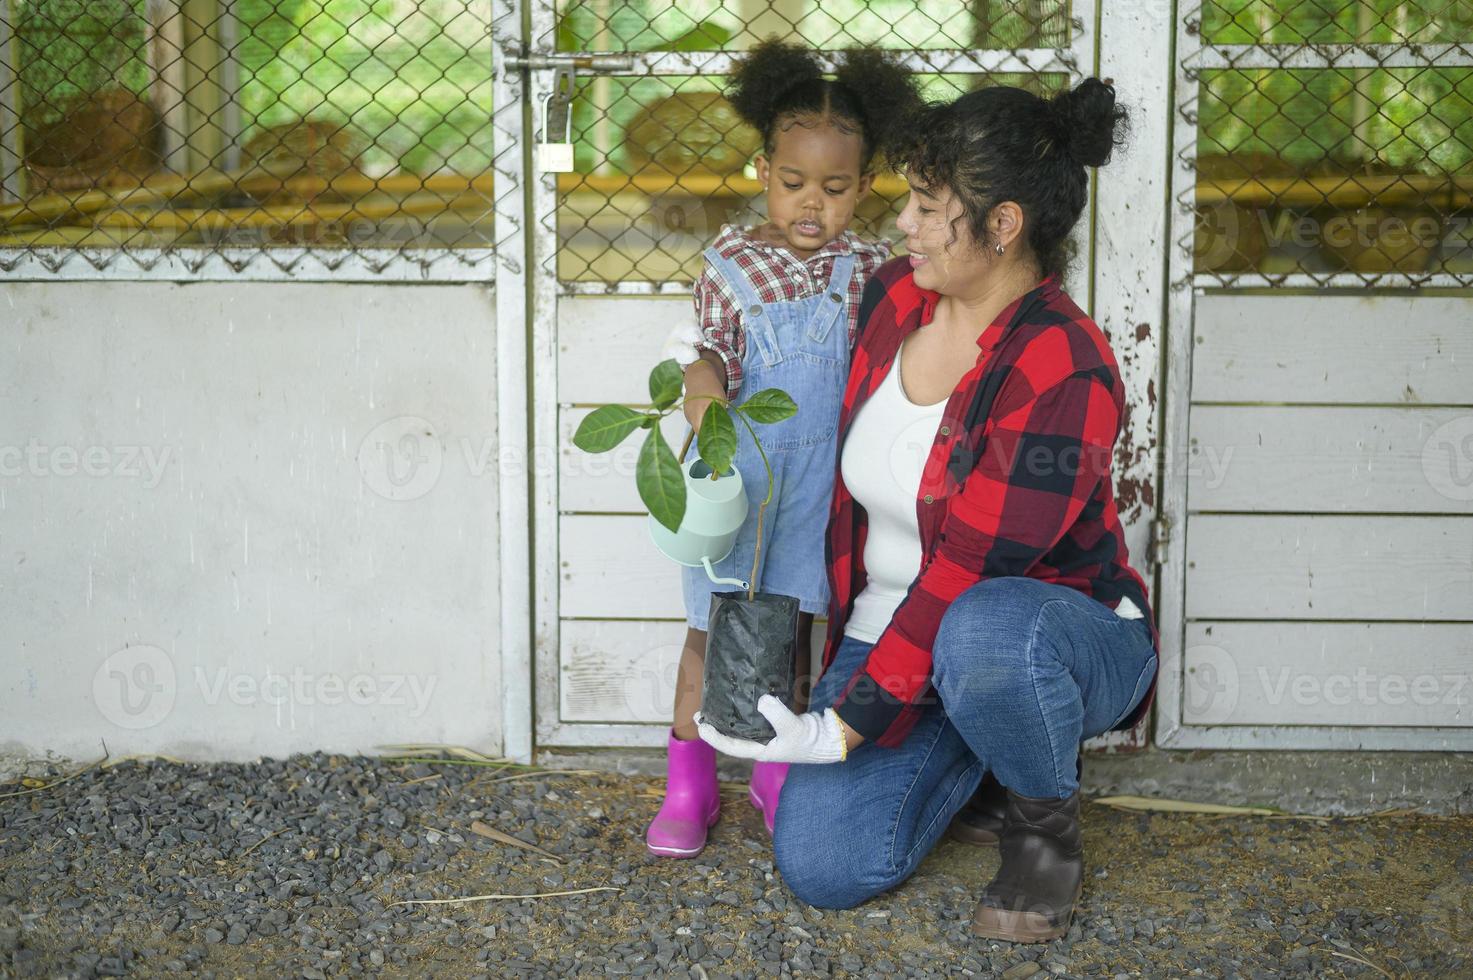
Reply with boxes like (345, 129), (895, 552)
(2, 752), (1470, 979)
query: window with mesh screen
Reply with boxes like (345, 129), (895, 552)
(1188, 0), (1473, 282)
(0, 0), (493, 265)
(549, 0), (1074, 285)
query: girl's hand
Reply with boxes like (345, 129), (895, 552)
(682, 353), (727, 433)
(694, 695), (852, 764)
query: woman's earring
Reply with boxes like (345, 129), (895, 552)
(995, 242), (1006, 256)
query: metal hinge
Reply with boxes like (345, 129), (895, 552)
(1147, 513), (1172, 569)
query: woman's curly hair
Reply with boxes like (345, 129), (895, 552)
(899, 78), (1130, 278)
(727, 37), (922, 172)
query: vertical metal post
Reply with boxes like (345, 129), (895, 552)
(1154, 0), (1206, 747)
(1089, 0), (1178, 751)
(492, 0), (534, 763)
(526, 0), (561, 756)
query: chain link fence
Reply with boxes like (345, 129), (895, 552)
(548, 0), (1075, 285)
(18, 1), (1461, 285)
(0, 0), (494, 275)
(1183, 0), (1473, 285)
(0, 0), (1086, 281)
(552, 0), (1071, 52)
(555, 68), (1067, 285)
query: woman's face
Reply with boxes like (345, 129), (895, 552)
(894, 176), (992, 294)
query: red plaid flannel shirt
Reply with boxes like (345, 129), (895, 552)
(824, 257), (1159, 747)
(693, 224), (893, 399)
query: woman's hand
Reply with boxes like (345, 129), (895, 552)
(694, 695), (855, 764)
(659, 320), (703, 367)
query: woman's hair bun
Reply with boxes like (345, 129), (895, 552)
(1048, 77), (1128, 168)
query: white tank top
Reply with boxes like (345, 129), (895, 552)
(840, 340), (1142, 643)
(841, 342), (946, 643)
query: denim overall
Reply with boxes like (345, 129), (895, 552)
(682, 245), (857, 630)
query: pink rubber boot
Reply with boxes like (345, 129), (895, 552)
(645, 729), (721, 858)
(749, 761), (789, 836)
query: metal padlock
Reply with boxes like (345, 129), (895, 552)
(536, 65), (576, 173)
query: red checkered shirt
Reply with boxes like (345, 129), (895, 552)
(693, 224), (894, 399)
(824, 257), (1159, 747)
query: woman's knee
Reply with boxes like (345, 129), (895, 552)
(774, 832), (861, 909)
(773, 774), (891, 910)
(773, 829), (888, 910)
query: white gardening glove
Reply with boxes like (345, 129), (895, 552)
(694, 695), (849, 765)
(659, 317), (704, 368)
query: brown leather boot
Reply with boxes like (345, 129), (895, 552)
(949, 771), (1007, 846)
(951, 756), (1083, 848)
(971, 788), (1083, 943)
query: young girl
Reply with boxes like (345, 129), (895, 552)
(647, 38), (921, 858)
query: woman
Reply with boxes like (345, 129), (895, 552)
(695, 77), (1159, 943)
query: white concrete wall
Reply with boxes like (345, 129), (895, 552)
(0, 281), (503, 762)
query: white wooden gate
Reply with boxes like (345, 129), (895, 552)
(1154, 2), (1473, 750)
(490, 0), (1172, 757)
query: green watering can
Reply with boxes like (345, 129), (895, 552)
(647, 450), (751, 590)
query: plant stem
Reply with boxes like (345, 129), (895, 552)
(732, 410), (774, 601)
(676, 395), (734, 480)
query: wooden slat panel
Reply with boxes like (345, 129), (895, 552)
(560, 620), (685, 723)
(560, 619), (829, 723)
(560, 514), (685, 619)
(1184, 515), (1473, 620)
(1182, 621), (1473, 727)
(1192, 295), (1473, 405)
(560, 408), (688, 512)
(1188, 405), (1473, 514)
(558, 296), (692, 405)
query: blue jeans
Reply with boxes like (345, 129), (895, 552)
(774, 576), (1158, 910)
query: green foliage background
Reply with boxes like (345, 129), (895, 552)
(10, 0), (1471, 177)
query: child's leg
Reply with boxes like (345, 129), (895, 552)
(650, 623), (721, 858)
(672, 626), (707, 741)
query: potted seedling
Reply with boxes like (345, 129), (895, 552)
(572, 358), (800, 741)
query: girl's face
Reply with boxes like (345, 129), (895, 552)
(755, 118), (873, 259)
(894, 176), (993, 294)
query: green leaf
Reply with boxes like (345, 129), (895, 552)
(648, 358), (684, 411)
(573, 405), (646, 453)
(697, 401), (737, 476)
(736, 388), (798, 424)
(638, 427), (686, 533)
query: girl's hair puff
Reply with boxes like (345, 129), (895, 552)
(727, 37), (921, 172)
